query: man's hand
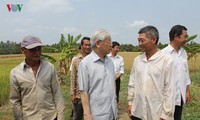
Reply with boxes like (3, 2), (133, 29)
(186, 87), (191, 104)
(127, 105), (132, 118)
(71, 95), (78, 104)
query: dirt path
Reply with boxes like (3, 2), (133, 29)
(118, 107), (130, 120)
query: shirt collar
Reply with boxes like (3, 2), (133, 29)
(107, 53), (112, 57)
(21, 59), (43, 70)
(168, 44), (184, 55)
(77, 53), (84, 59)
(107, 53), (120, 58)
(141, 49), (162, 62)
(91, 50), (109, 63)
(21, 60), (28, 70)
(168, 44), (175, 53)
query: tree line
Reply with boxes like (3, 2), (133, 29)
(0, 40), (178, 54)
(0, 34), (199, 56)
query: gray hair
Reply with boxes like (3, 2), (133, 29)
(90, 29), (111, 48)
(138, 25), (159, 44)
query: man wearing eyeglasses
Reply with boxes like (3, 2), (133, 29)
(9, 35), (65, 120)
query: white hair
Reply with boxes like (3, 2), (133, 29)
(90, 29), (111, 48)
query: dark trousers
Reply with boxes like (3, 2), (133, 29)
(174, 98), (183, 120)
(54, 117), (57, 120)
(131, 116), (142, 120)
(70, 109), (73, 120)
(115, 78), (121, 103)
(72, 99), (83, 120)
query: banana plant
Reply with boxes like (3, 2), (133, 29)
(41, 33), (81, 84)
(183, 34), (198, 60)
(41, 53), (57, 63)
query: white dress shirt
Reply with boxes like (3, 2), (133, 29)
(108, 53), (124, 77)
(128, 50), (175, 120)
(162, 44), (191, 105)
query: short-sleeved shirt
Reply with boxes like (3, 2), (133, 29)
(108, 53), (124, 77)
(78, 50), (118, 119)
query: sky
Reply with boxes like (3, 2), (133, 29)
(0, 0), (200, 46)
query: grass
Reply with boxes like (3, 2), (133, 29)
(0, 54), (23, 107)
(119, 52), (141, 73)
(0, 76), (10, 106)
(182, 71), (200, 119)
(0, 52), (200, 120)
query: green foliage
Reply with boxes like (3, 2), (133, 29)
(0, 55), (23, 107)
(41, 54), (56, 63)
(59, 34), (66, 52)
(41, 33), (81, 65)
(183, 34), (199, 60)
(42, 46), (59, 53)
(59, 33), (81, 61)
(61, 34), (81, 80)
(120, 44), (140, 52)
(182, 70), (200, 119)
(157, 42), (168, 49)
(186, 35), (198, 43)
(0, 76), (10, 106)
(41, 33), (81, 84)
(0, 41), (20, 54)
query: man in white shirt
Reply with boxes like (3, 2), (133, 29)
(127, 26), (175, 120)
(162, 25), (191, 120)
(108, 41), (124, 103)
(78, 29), (118, 120)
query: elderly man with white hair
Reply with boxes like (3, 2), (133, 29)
(78, 29), (118, 120)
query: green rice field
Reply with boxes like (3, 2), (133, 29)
(0, 52), (200, 120)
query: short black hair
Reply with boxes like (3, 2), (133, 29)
(81, 37), (90, 45)
(112, 41), (120, 48)
(169, 25), (187, 41)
